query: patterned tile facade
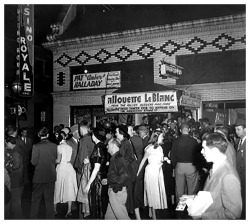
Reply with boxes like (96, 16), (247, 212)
(55, 33), (245, 67)
(48, 15), (246, 126)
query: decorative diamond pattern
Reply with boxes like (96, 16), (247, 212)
(114, 46), (133, 61)
(56, 53), (72, 66)
(54, 33), (245, 67)
(240, 35), (246, 44)
(211, 33), (235, 51)
(186, 36), (207, 54)
(94, 48), (112, 63)
(136, 43), (156, 59)
(75, 51), (91, 65)
(159, 40), (181, 56)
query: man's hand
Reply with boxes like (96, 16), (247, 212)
(101, 178), (108, 185)
(83, 183), (90, 194)
(83, 157), (89, 164)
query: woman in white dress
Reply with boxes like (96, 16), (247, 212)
(54, 128), (78, 217)
(137, 130), (168, 219)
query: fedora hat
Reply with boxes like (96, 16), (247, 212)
(235, 118), (246, 127)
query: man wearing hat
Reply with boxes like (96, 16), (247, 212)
(67, 124), (80, 167)
(30, 127), (57, 219)
(235, 118), (246, 219)
(138, 126), (149, 149)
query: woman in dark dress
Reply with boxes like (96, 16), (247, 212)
(83, 128), (106, 219)
(115, 124), (138, 215)
(161, 131), (176, 208)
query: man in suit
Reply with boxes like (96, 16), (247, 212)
(7, 125), (28, 184)
(67, 124), (80, 167)
(74, 124), (94, 219)
(30, 127), (57, 219)
(235, 118), (246, 219)
(20, 127), (33, 217)
(189, 132), (242, 219)
(138, 126), (149, 149)
(214, 125), (236, 168)
(74, 124), (94, 185)
(5, 136), (24, 219)
(128, 125), (144, 163)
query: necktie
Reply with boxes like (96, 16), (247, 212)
(237, 139), (242, 152)
(22, 137), (26, 144)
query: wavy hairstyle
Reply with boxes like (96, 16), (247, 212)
(202, 132), (228, 153)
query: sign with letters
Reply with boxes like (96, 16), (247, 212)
(180, 91), (201, 108)
(17, 4), (34, 97)
(105, 91), (178, 114)
(159, 61), (183, 79)
(72, 71), (121, 90)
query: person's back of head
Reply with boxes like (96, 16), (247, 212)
(38, 127), (49, 139)
(214, 125), (229, 139)
(80, 120), (89, 127)
(6, 125), (17, 137)
(202, 132), (228, 154)
(79, 124), (89, 137)
(180, 122), (190, 135)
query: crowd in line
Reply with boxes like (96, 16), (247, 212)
(4, 114), (246, 220)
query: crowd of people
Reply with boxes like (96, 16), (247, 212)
(4, 113), (246, 220)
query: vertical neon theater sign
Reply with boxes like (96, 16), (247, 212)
(17, 4), (34, 97)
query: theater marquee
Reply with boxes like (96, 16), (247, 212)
(105, 91), (178, 114)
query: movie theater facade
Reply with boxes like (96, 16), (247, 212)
(44, 13), (245, 127)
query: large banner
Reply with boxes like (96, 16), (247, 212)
(17, 4), (34, 97)
(105, 91), (178, 114)
(72, 71), (121, 90)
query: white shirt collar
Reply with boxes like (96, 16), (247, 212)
(72, 137), (78, 143)
(241, 136), (246, 144)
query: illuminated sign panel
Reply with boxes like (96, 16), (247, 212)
(17, 5), (34, 97)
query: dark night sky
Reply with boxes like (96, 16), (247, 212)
(4, 4), (246, 84)
(4, 4), (245, 45)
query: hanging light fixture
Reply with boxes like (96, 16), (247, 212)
(12, 77), (23, 94)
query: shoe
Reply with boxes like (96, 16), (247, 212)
(65, 212), (72, 218)
(54, 211), (58, 215)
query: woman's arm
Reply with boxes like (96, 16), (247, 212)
(55, 146), (62, 164)
(137, 146), (150, 175)
(83, 162), (101, 193)
(55, 153), (62, 164)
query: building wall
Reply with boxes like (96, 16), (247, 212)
(46, 14), (246, 126)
